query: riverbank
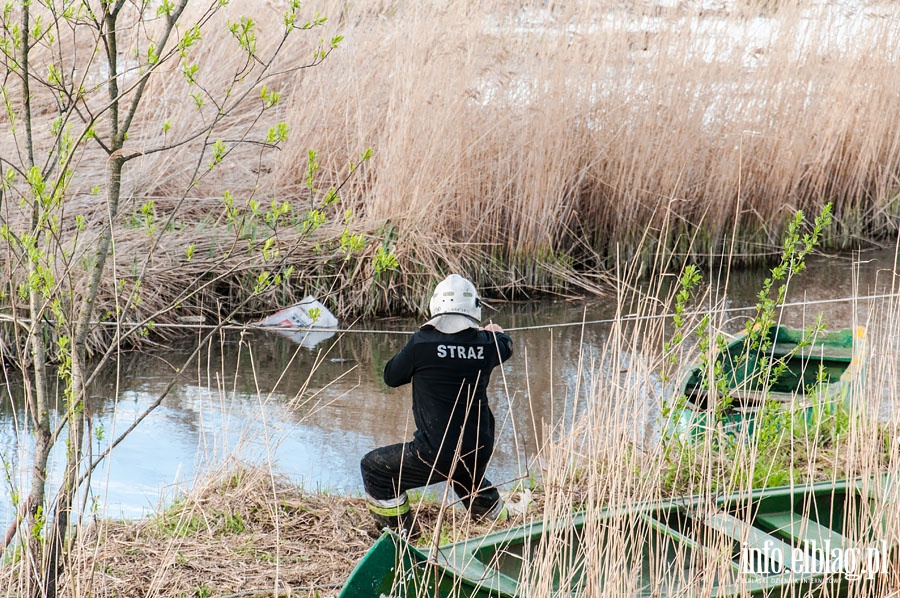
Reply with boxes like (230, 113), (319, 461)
(0, 463), (530, 597)
(2, 424), (891, 597)
(3, 273), (899, 595)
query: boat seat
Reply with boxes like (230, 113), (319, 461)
(754, 511), (848, 552)
(770, 343), (854, 363)
(688, 388), (797, 407)
(703, 512), (807, 572)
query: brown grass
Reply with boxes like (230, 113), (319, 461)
(3, 0), (900, 350)
(2, 250), (899, 596)
(86, 472), (367, 596)
(0, 463), (525, 598)
(1, 464), (370, 597)
(506, 251), (900, 596)
(275, 0), (900, 263)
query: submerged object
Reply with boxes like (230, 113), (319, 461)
(258, 296), (338, 348)
(339, 476), (892, 597)
(670, 325), (866, 439)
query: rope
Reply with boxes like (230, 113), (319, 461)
(2, 291), (896, 336)
(507, 290), (900, 331)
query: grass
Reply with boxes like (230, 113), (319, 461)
(0, 461), (526, 597)
(2, 238), (897, 596)
(1, 213), (894, 598)
(500, 241), (898, 596)
(22, 464), (376, 596)
(4, 0), (900, 356)
(2, 0), (900, 593)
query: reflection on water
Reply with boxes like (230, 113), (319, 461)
(1, 249), (898, 527)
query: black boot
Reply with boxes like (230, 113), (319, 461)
(369, 509), (420, 539)
(398, 509), (421, 539)
(471, 498), (508, 522)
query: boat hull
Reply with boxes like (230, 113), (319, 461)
(669, 326), (866, 440)
(339, 476), (892, 597)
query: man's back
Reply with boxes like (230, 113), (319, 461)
(360, 275), (512, 535)
(384, 327), (513, 459)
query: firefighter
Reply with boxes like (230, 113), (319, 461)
(360, 274), (513, 535)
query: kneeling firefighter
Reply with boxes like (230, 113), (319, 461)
(360, 274), (513, 535)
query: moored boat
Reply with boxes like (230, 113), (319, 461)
(669, 325), (866, 440)
(339, 476), (892, 597)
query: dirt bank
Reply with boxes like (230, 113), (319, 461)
(0, 464), (523, 597)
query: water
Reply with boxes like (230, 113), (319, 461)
(1, 249), (898, 527)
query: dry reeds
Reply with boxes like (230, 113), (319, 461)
(507, 247), (900, 596)
(52, 464), (371, 597)
(2, 249), (899, 596)
(0, 461), (522, 597)
(3, 0), (900, 347)
(275, 0), (900, 265)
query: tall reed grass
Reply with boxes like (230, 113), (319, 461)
(1, 246), (898, 596)
(356, 245), (899, 597)
(446, 238), (900, 597)
(3, 0), (900, 337)
(274, 0), (900, 291)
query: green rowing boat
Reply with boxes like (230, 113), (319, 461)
(669, 325), (866, 439)
(340, 476), (893, 597)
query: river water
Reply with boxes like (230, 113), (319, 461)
(1, 249), (898, 526)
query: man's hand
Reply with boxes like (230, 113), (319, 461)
(482, 323), (504, 333)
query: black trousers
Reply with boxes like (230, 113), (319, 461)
(360, 442), (501, 517)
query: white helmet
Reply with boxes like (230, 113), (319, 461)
(422, 274), (481, 333)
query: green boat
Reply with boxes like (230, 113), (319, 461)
(339, 476), (892, 597)
(669, 325), (866, 439)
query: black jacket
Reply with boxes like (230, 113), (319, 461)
(383, 327), (513, 464)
